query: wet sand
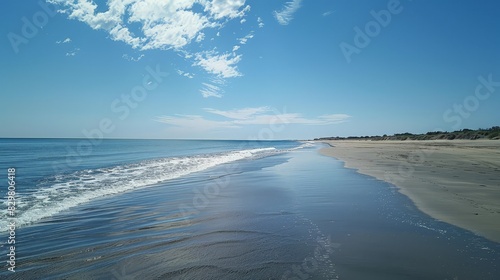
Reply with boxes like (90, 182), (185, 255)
(319, 140), (500, 243)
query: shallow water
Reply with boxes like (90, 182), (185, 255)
(0, 140), (499, 279)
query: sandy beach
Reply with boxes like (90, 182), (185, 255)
(319, 140), (500, 243)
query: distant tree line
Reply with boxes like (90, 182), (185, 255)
(314, 126), (500, 141)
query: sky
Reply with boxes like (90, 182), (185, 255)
(1, 0), (499, 140)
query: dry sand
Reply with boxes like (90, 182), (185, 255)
(319, 140), (500, 243)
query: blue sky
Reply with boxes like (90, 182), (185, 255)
(1, 0), (499, 139)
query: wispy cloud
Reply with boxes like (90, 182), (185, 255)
(65, 48), (80, 56)
(257, 17), (264, 28)
(156, 107), (351, 129)
(193, 51), (242, 79)
(232, 113), (351, 126)
(204, 107), (272, 119)
(274, 0), (302, 25)
(177, 70), (194, 79)
(200, 82), (223, 98)
(195, 32), (205, 43)
(155, 114), (237, 131)
(56, 37), (72, 44)
(122, 53), (144, 62)
(238, 32), (254, 44)
(322, 10), (334, 17)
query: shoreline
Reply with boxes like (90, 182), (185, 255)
(318, 139), (500, 243)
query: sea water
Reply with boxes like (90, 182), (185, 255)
(0, 139), (498, 279)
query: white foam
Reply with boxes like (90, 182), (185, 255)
(287, 142), (316, 151)
(0, 147), (278, 231)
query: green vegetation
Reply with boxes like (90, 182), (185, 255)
(315, 126), (500, 141)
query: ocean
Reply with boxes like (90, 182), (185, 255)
(0, 139), (499, 279)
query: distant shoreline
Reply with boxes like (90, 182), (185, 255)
(315, 126), (500, 141)
(318, 139), (500, 243)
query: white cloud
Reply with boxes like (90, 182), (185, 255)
(276, 113), (351, 125)
(231, 113), (351, 125)
(56, 37), (72, 44)
(274, 0), (302, 25)
(257, 17), (264, 28)
(322, 11), (333, 17)
(200, 0), (250, 20)
(198, 76), (227, 98)
(204, 106), (271, 119)
(193, 51), (242, 78)
(177, 69), (194, 78)
(109, 23), (144, 48)
(132, 4), (210, 50)
(51, 0), (256, 97)
(200, 82), (223, 98)
(122, 53), (144, 61)
(210, 76), (227, 85)
(65, 48), (80, 56)
(238, 32), (254, 44)
(50, 0), (251, 50)
(156, 106), (351, 130)
(240, 18), (247, 24)
(155, 114), (238, 130)
(195, 32), (205, 43)
(182, 51), (193, 59)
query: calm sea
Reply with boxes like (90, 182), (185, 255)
(0, 139), (302, 231)
(0, 139), (498, 279)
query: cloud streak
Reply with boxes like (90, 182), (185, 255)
(122, 53), (144, 62)
(65, 48), (80, 56)
(155, 114), (238, 132)
(204, 107), (272, 119)
(56, 37), (72, 44)
(322, 11), (334, 17)
(274, 0), (302, 25)
(238, 32), (254, 44)
(200, 83), (223, 98)
(156, 106), (351, 129)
